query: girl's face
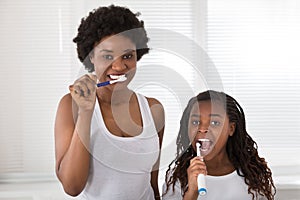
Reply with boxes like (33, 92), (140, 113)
(188, 100), (235, 161)
(90, 34), (137, 89)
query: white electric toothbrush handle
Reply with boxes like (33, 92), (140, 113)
(197, 174), (207, 195)
(196, 142), (207, 196)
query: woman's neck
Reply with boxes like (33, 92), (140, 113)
(96, 87), (134, 105)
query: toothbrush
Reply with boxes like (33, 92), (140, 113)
(96, 75), (127, 87)
(196, 142), (207, 196)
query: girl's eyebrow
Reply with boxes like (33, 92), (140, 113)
(191, 114), (200, 118)
(209, 114), (223, 118)
(190, 113), (223, 118)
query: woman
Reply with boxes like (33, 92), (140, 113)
(54, 5), (164, 200)
(163, 90), (275, 200)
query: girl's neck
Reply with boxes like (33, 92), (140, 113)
(205, 153), (235, 176)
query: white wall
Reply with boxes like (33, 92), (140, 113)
(1, 0), (300, 199)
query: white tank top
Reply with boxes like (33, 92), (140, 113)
(79, 93), (160, 200)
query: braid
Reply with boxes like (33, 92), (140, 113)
(164, 146), (196, 196)
(163, 97), (197, 196)
(163, 90), (276, 200)
(225, 95), (276, 200)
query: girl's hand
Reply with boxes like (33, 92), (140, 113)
(69, 74), (97, 113)
(186, 156), (207, 194)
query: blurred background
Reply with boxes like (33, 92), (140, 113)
(1, 0), (300, 199)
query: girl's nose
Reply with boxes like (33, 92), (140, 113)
(111, 57), (127, 71)
(197, 122), (210, 134)
(198, 129), (208, 134)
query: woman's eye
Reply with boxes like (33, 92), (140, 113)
(123, 53), (133, 59)
(103, 55), (114, 60)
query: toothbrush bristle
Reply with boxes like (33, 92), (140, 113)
(117, 76), (127, 82)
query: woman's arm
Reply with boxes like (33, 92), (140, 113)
(54, 74), (97, 196)
(54, 94), (92, 196)
(147, 97), (165, 200)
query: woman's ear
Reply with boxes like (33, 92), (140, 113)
(229, 122), (236, 136)
(89, 51), (94, 64)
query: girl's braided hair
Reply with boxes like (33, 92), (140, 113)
(164, 90), (276, 200)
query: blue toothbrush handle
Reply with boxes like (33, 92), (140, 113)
(96, 81), (110, 87)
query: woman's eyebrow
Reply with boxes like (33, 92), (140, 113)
(98, 49), (113, 53)
(96, 49), (136, 53)
(123, 49), (136, 53)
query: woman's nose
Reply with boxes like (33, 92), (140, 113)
(111, 57), (127, 71)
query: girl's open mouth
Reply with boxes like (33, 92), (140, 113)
(197, 139), (212, 152)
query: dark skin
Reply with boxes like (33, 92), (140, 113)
(55, 34), (164, 199)
(183, 101), (235, 200)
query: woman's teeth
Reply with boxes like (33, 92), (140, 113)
(109, 74), (126, 80)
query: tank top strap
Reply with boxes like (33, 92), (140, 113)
(135, 93), (155, 129)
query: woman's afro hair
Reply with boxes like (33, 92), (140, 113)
(73, 5), (149, 72)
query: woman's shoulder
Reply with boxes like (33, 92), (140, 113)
(58, 93), (72, 105)
(143, 95), (164, 117)
(144, 95), (163, 107)
(137, 93), (164, 118)
(138, 94), (165, 137)
(56, 93), (77, 120)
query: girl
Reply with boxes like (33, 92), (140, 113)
(163, 90), (275, 200)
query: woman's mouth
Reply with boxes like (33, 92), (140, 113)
(108, 74), (126, 80)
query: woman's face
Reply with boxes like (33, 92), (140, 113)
(188, 100), (235, 160)
(90, 34), (137, 89)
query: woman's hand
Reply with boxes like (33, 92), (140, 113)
(69, 74), (97, 113)
(183, 156), (207, 200)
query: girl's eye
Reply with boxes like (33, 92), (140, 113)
(103, 55), (114, 60)
(123, 53), (133, 59)
(211, 121), (220, 126)
(192, 120), (200, 125)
